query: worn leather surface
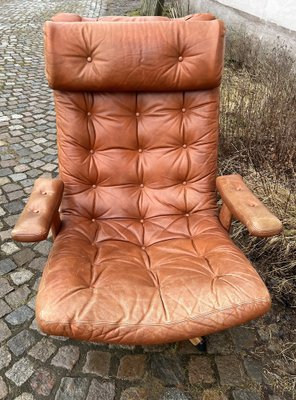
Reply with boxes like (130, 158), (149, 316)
(217, 175), (283, 237)
(44, 17), (224, 91)
(37, 213), (270, 344)
(12, 178), (64, 242)
(35, 14), (272, 344)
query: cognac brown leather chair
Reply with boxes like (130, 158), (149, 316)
(12, 13), (282, 345)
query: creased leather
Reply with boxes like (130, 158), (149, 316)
(37, 213), (271, 344)
(217, 175), (283, 237)
(12, 178), (64, 242)
(32, 14), (272, 344)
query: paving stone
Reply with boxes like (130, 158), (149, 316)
(5, 305), (34, 325)
(87, 379), (115, 400)
(3, 214), (19, 227)
(5, 357), (35, 386)
(160, 388), (191, 400)
(143, 344), (168, 352)
(29, 257), (47, 271)
(4, 199), (24, 214)
(7, 190), (25, 201)
(178, 340), (203, 354)
(117, 354), (147, 381)
(51, 334), (69, 341)
(216, 355), (245, 386)
(150, 354), (185, 385)
(27, 295), (36, 309)
(55, 377), (89, 400)
(0, 259), (17, 275)
(202, 389), (228, 400)
(207, 332), (234, 354)
(109, 343), (135, 351)
(28, 337), (57, 362)
(5, 284), (31, 308)
(1, 241), (20, 255)
(83, 350), (111, 377)
(0, 168), (13, 177)
(13, 248), (36, 267)
(0, 277), (13, 298)
(120, 387), (148, 400)
(0, 346), (12, 370)
(14, 164), (30, 172)
(230, 327), (257, 351)
(0, 229), (11, 241)
(30, 367), (56, 396)
(0, 377), (8, 400)
(7, 329), (36, 356)
(10, 269), (33, 285)
(0, 299), (11, 317)
(10, 173), (27, 182)
(14, 394), (34, 400)
(0, 319), (12, 342)
(0, 177), (10, 186)
(32, 277), (41, 291)
(243, 357), (264, 384)
(188, 356), (215, 384)
(51, 345), (80, 371)
(232, 390), (261, 400)
(34, 240), (51, 256)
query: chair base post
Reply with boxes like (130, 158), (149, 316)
(51, 209), (62, 240)
(189, 336), (203, 346)
(219, 203), (232, 232)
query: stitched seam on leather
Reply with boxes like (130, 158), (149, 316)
(39, 298), (270, 327)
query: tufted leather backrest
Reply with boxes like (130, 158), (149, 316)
(45, 14), (224, 230)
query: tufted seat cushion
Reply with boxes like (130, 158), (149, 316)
(37, 213), (270, 344)
(35, 14), (271, 344)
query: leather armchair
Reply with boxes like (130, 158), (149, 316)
(12, 13), (282, 345)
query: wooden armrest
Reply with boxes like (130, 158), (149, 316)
(216, 174), (283, 237)
(11, 177), (64, 242)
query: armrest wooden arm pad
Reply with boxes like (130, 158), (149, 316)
(11, 178), (64, 242)
(216, 174), (283, 237)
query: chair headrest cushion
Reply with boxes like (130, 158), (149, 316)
(44, 14), (225, 91)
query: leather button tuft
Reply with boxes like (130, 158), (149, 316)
(87, 56), (92, 62)
(140, 184), (144, 188)
(138, 149), (143, 153)
(41, 191), (47, 195)
(182, 144), (187, 149)
(136, 112), (140, 117)
(91, 218), (95, 222)
(92, 184), (96, 189)
(178, 56), (183, 62)
(87, 112), (91, 116)
(182, 181), (187, 185)
(182, 108), (186, 113)
(140, 219), (144, 223)
(89, 149), (94, 154)
(185, 213), (190, 217)
(33, 210), (39, 213)
(141, 246), (146, 250)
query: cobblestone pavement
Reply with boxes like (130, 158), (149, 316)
(0, 0), (295, 399)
